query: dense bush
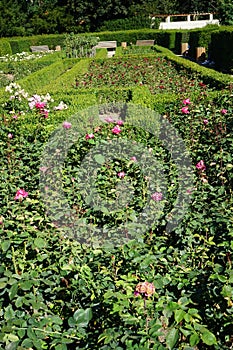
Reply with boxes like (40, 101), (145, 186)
(0, 46), (232, 350)
(0, 40), (12, 56)
(96, 16), (159, 32)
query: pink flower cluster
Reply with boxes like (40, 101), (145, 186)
(221, 109), (227, 115)
(151, 192), (163, 201)
(85, 133), (94, 140)
(63, 121), (72, 129)
(14, 189), (28, 200)
(28, 94), (52, 119)
(196, 160), (206, 171)
(181, 98), (191, 114)
(112, 125), (121, 134)
(105, 117), (124, 126)
(118, 171), (125, 178)
(134, 281), (155, 297)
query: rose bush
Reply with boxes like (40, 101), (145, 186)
(0, 49), (232, 349)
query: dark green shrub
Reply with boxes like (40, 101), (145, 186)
(97, 16), (157, 32)
(211, 28), (233, 72)
(0, 40), (12, 56)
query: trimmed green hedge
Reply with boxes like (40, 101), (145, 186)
(155, 45), (233, 88)
(14, 58), (78, 94)
(210, 27), (233, 72)
(2, 34), (66, 54)
(0, 40), (12, 56)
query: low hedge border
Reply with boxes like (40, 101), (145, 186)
(154, 45), (233, 89)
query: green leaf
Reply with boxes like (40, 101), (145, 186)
(190, 332), (199, 346)
(166, 328), (179, 349)
(174, 309), (186, 323)
(5, 333), (19, 342)
(94, 154), (105, 164)
(9, 283), (18, 300)
(2, 241), (11, 252)
(34, 237), (46, 249)
(55, 344), (67, 350)
(201, 330), (217, 345)
(73, 308), (92, 328)
(20, 280), (33, 291)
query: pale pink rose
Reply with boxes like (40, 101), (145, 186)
(151, 192), (163, 201)
(14, 189), (28, 200)
(63, 121), (72, 129)
(116, 120), (124, 125)
(105, 117), (114, 123)
(118, 171), (125, 178)
(8, 133), (13, 139)
(196, 160), (206, 171)
(130, 156), (137, 162)
(85, 133), (95, 140)
(40, 166), (48, 173)
(112, 125), (121, 134)
(203, 119), (209, 125)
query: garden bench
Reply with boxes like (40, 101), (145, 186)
(136, 40), (155, 46)
(30, 45), (50, 52)
(95, 41), (117, 57)
(95, 41), (117, 49)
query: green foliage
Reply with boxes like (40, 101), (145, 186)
(97, 16), (156, 32)
(0, 46), (233, 349)
(218, 0), (233, 25)
(63, 33), (99, 58)
(15, 59), (78, 94)
(210, 28), (233, 72)
(0, 40), (12, 56)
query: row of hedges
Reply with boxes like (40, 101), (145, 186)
(153, 45), (233, 88)
(1, 25), (233, 71)
(0, 34), (66, 56)
(0, 27), (219, 56)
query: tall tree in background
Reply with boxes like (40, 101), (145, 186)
(217, 0), (233, 24)
(0, 0), (27, 37)
(0, 0), (229, 37)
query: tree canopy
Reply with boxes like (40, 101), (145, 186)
(0, 0), (231, 37)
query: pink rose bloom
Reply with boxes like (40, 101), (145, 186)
(203, 119), (209, 125)
(196, 160), (206, 171)
(41, 110), (49, 119)
(134, 281), (155, 297)
(118, 171), (125, 178)
(85, 133), (94, 140)
(13, 115), (18, 119)
(221, 109), (227, 115)
(151, 192), (163, 201)
(116, 120), (124, 125)
(112, 125), (121, 134)
(130, 156), (137, 162)
(182, 98), (191, 105)
(35, 102), (46, 109)
(63, 121), (72, 129)
(105, 117), (114, 123)
(14, 189), (28, 200)
(181, 106), (189, 114)
(8, 133), (13, 139)
(40, 166), (48, 173)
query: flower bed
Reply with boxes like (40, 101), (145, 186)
(74, 56), (215, 96)
(0, 49), (232, 349)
